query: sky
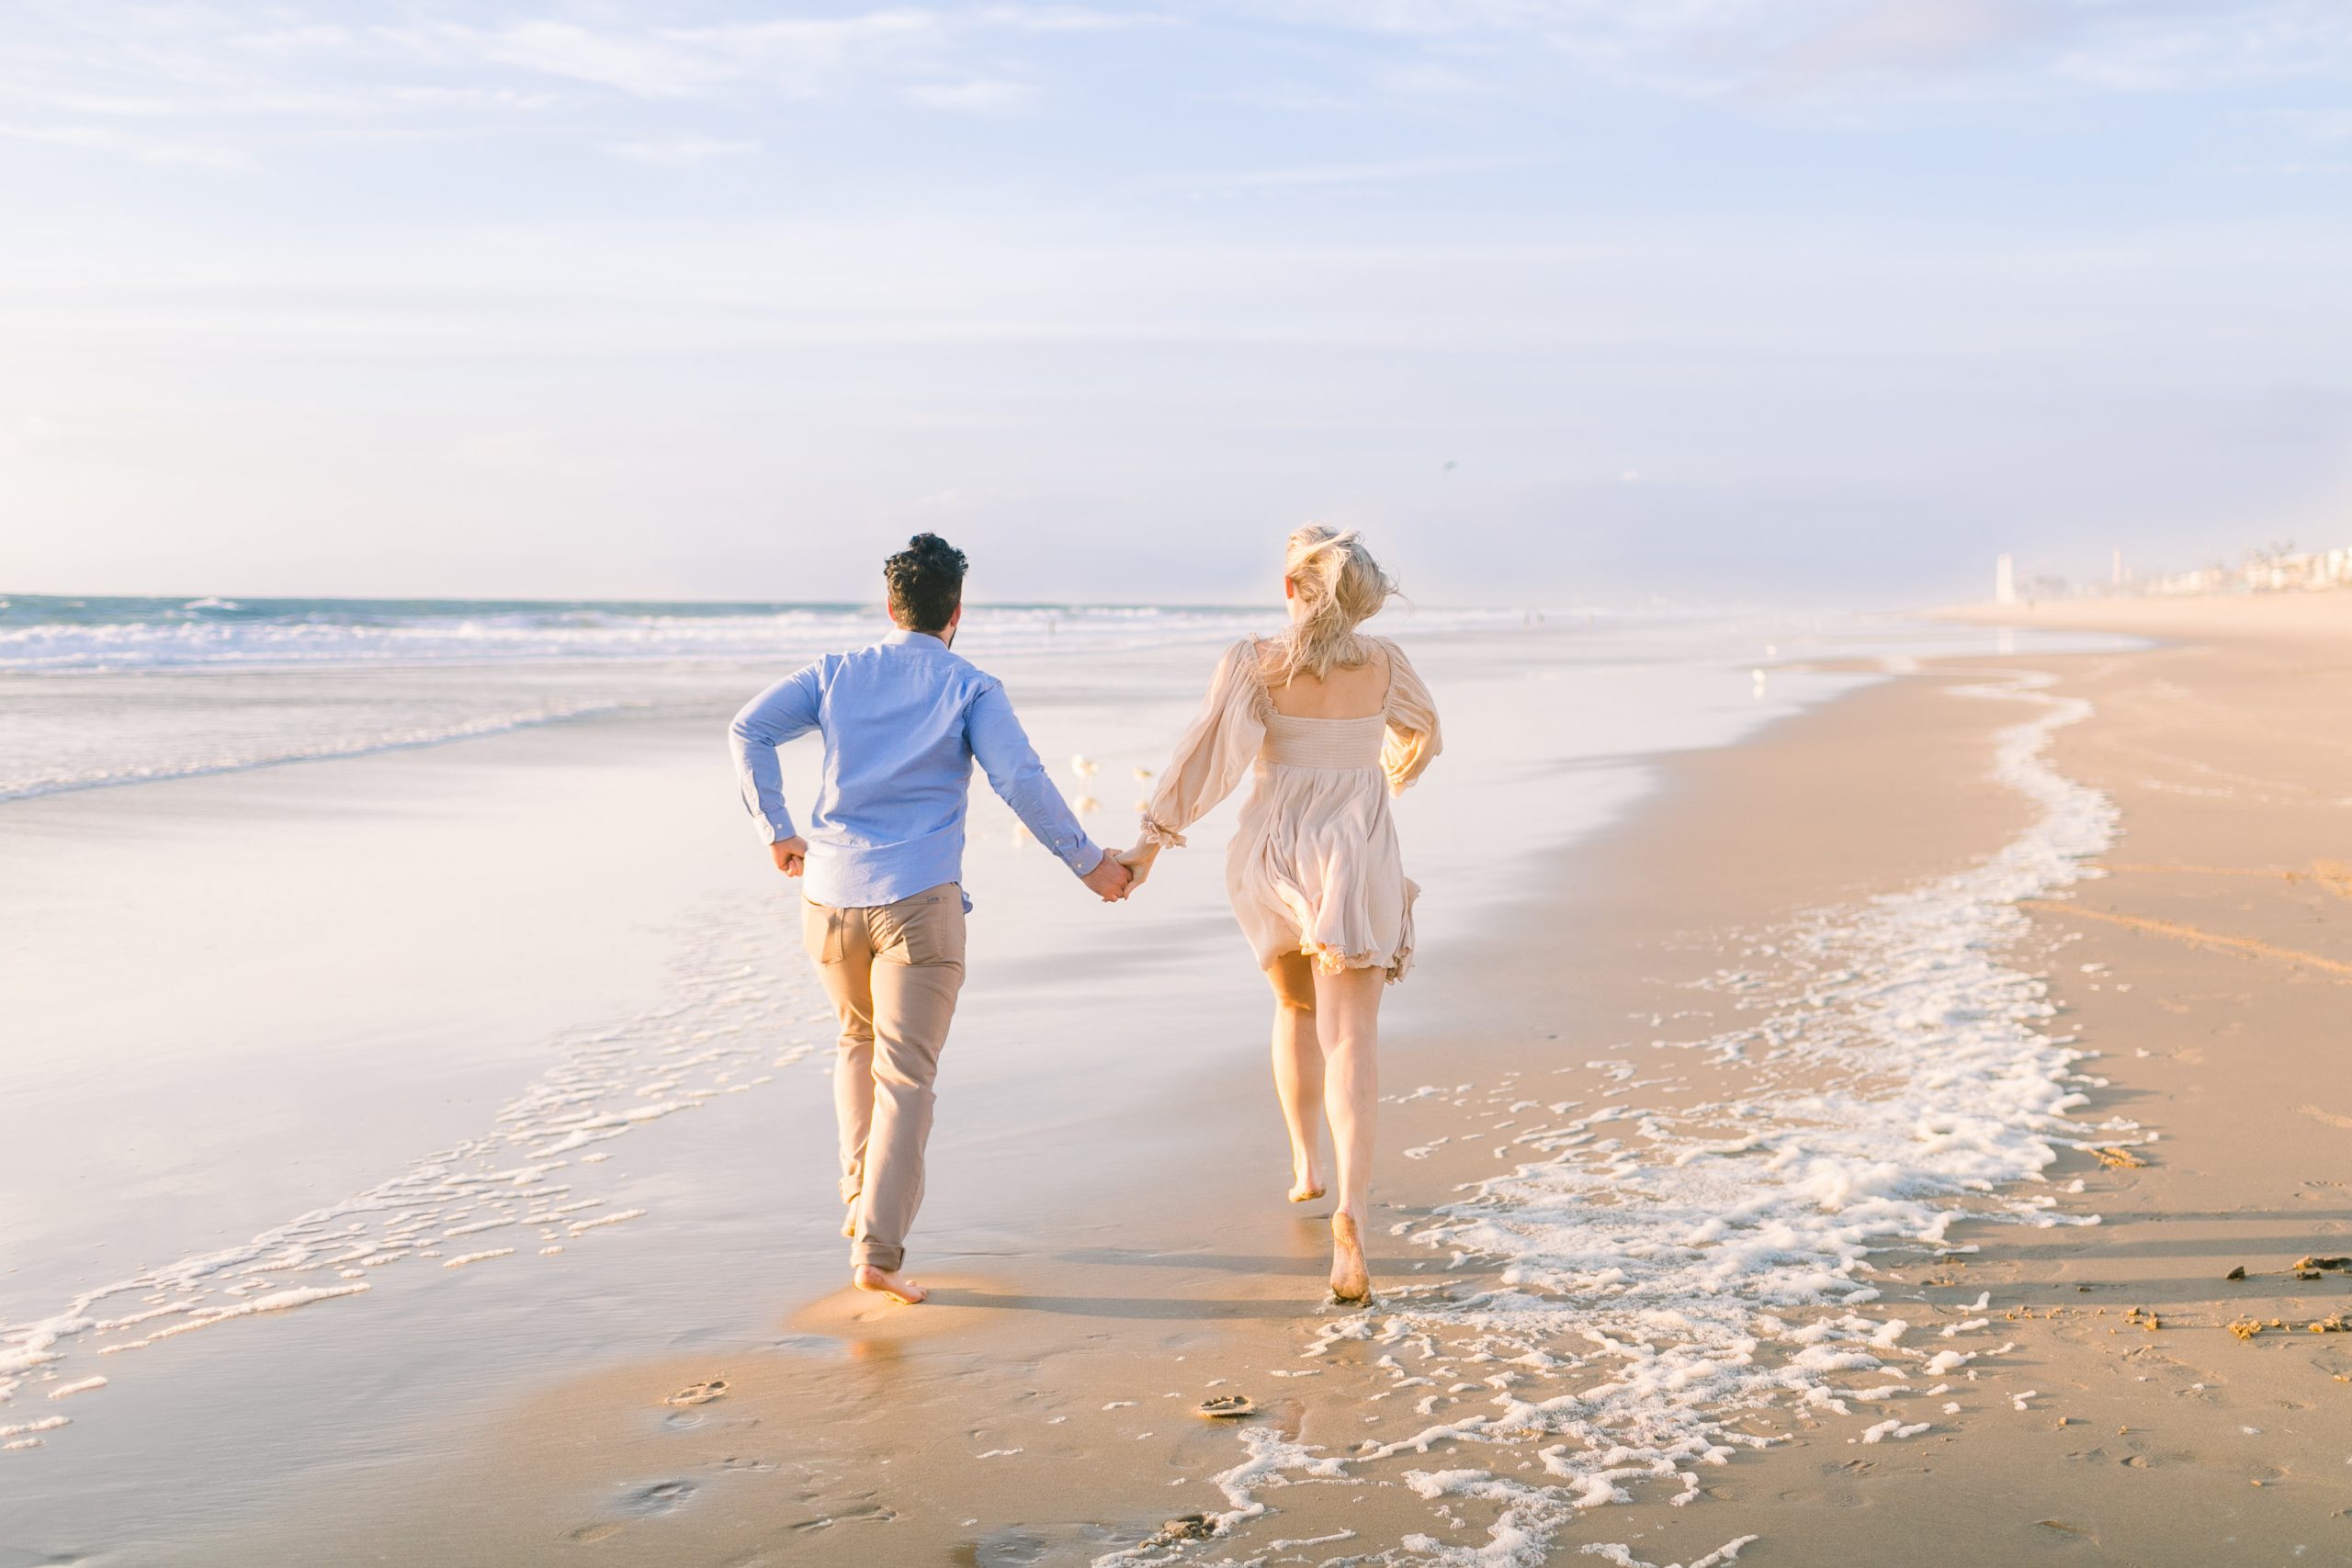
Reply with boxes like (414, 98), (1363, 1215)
(2, 1), (2348, 607)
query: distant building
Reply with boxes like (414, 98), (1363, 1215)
(1997, 538), (2348, 603)
(2245, 547), (2352, 592)
(2143, 541), (2351, 596)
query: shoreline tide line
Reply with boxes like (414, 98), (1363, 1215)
(2018, 900), (2352, 982)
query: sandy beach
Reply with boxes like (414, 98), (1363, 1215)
(7, 601), (2347, 1565)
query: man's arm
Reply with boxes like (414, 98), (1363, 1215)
(967, 679), (1126, 898)
(728, 666), (822, 869)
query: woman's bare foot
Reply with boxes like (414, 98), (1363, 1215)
(841, 1203), (857, 1239)
(852, 1264), (925, 1304)
(1329, 1212), (1371, 1303)
(1287, 1138), (1326, 1201)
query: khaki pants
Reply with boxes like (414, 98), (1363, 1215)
(803, 883), (967, 1273)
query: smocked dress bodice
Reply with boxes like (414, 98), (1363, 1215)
(1259, 710), (1388, 771)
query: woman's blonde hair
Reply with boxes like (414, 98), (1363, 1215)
(1265, 525), (1397, 684)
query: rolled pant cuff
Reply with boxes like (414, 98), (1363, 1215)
(852, 1239), (905, 1273)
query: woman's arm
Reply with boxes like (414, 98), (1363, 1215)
(1122, 638), (1268, 878)
(1380, 641), (1442, 795)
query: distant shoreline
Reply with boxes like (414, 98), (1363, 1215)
(1932, 589), (2352, 641)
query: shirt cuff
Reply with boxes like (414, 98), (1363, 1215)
(755, 813), (797, 844)
(1060, 834), (1105, 876)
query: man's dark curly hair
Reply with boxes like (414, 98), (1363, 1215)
(884, 533), (967, 634)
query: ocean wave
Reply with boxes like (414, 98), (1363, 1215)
(0, 598), (1533, 804)
(0, 700), (635, 803)
(0, 596), (1295, 673)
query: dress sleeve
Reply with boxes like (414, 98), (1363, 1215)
(1380, 641), (1442, 795)
(1136, 638), (1268, 850)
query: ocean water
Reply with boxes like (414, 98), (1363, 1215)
(0, 593), (2089, 805)
(0, 595), (1328, 801)
(0, 593), (1279, 671)
(6, 594), (1924, 806)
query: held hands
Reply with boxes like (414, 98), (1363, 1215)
(769, 836), (808, 877)
(1080, 850), (1134, 903)
(1114, 842), (1159, 891)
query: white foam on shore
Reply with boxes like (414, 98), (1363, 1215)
(141, 1285), (372, 1345)
(0, 903), (832, 1448)
(1171, 671), (2127, 1564)
(1578, 1539), (1758, 1568)
(0, 701), (636, 804)
(566, 1209), (646, 1235)
(441, 1249), (515, 1270)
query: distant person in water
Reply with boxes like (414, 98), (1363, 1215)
(729, 534), (1133, 1305)
(1116, 526), (1440, 1303)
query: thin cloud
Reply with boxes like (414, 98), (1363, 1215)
(2284, 107), (2352, 140)
(1216, 0), (2352, 99)
(1369, 60), (1497, 96)
(1164, 152), (1530, 189)
(0, 2), (1149, 162)
(0, 121), (245, 167)
(603, 135), (762, 164)
(904, 77), (1034, 109)
(459, 20), (729, 99)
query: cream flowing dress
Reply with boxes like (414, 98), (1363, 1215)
(1136, 636), (1441, 981)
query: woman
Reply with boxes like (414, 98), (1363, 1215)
(1119, 525), (1440, 1303)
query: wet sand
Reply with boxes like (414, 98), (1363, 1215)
(1877, 592), (2352, 1561)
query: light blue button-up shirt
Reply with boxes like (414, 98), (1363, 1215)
(728, 629), (1103, 909)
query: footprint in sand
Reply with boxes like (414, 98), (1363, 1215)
(664, 1379), (728, 1407)
(621, 1480), (695, 1516)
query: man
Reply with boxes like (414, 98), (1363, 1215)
(729, 534), (1132, 1305)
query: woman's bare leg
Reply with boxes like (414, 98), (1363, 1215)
(1312, 964), (1385, 1302)
(1265, 953), (1325, 1201)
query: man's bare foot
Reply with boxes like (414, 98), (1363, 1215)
(852, 1264), (925, 1305)
(841, 1204), (857, 1239)
(1329, 1212), (1371, 1303)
